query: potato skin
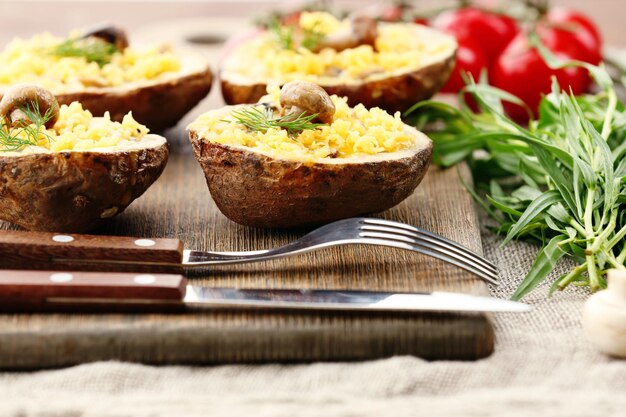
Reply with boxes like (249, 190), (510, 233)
(189, 130), (432, 228)
(221, 54), (455, 114)
(0, 141), (168, 232)
(55, 68), (213, 132)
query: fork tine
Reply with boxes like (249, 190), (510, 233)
(357, 231), (499, 285)
(360, 223), (498, 275)
(360, 218), (497, 272)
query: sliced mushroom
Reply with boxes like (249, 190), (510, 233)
(279, 81), (335, 124)
(81, 24), (129, 51)
(0, 85), (59, 129)
(311, 15), (378, 53)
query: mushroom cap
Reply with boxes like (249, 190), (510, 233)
(279, 80), (335, 124)
(81, 24), (129, 51)
(0, 84), (60, 129)
(350, 15), (378, 49)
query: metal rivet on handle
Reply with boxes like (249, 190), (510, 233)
(49, 273), (73, 283)
(134, 239), (156, 247)
(52, 235), (74, 243)
(134, 274), (156, 285)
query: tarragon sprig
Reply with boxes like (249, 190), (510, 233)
(404, 36), (626, 300)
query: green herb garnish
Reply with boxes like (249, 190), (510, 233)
(268, 17), (324, 51)
(52, 38), (116, 67)
(404, 35), (626, 300)
(300, 23), (325, 51)
(0, 101), (55, 151)
(227, 105), (326, 136)
(269, 18), (295, 50)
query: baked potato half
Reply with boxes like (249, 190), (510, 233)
(0, 26), (212, 131)
(0, 85), (168, 232)
(188, 81), (432, 228)
(220, 12), (456, 114)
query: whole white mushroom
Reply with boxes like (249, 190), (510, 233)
(582, 269), (626, 358)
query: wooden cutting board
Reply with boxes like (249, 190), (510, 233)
(0, 18), (493, 369)
(0, 150), (494, 369)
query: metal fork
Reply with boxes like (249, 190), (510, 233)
(184, 218), (498, 285)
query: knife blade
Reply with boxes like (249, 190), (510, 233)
(0, 270), (530, 313)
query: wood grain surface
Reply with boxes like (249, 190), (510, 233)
(0, 9), (494, 369)
(0, 152), (494, 368)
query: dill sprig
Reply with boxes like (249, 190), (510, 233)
(301, 25), (325, 51)
(269, 18), (295, 50)
(227, 105), (326, 136)
(52, 38), (116, 67)
(0, 101), (55, 152)
(268, 17), (324, 51)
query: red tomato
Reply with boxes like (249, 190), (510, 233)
(546, 7), (601, 49)
(491, 31), (590, 121)
(432, 7), (518, 63)
(541, 12), (601, 65)
(441, 37), (488, 93)
(380, 6), (404, 22)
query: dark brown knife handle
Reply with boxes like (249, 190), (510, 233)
(0, 270), (186, 305)
(0, 230), (184, 273)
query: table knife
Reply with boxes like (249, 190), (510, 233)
(0, 270), (530, 313)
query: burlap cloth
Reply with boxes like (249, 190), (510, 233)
(0, 221), (624, 416)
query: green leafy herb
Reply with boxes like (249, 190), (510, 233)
(0, 100), (55, 151)
(52, 38), (116, 67)
(227, 105), (326, 136)
(300, 24), (325, 51)
(268, 17), (324, 51)
(404, 36), (626, 300)
(269, 17), (295, 50)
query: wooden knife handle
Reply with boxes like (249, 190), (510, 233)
(0, 270), (186, 305)
(0, 230), (185, 273)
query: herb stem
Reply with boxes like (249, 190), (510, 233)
(583, 187), (596, 237)
(601, 89), (617, 140)
(617, 243), (626, 265)
(605, 251), (624, 270)
(605, 221), (626, 251)
(556, 262), (588, 290)
(589, 210), (617, 252)
(569, 219), (588, 237)
(586, 253), (600, 291)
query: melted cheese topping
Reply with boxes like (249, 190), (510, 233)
(0, 32), (181, 93)
(223, 12), (456, 84)
(1, 102), (149, 152)
(189, 86), (418, 162)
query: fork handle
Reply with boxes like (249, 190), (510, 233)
(0, 230), (184, 273)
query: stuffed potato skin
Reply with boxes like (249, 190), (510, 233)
(188, 129), (432, 229)
(0, 135), (168, 232)
(53, 67), (213, 131)
(221, 53), (455, 114)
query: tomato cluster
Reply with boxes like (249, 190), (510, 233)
(426, 6), (602, 120)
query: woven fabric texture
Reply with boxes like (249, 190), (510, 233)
(0, 222), (624, 417)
